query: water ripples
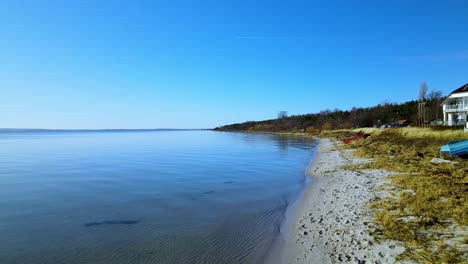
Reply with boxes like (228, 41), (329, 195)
(0, 130), (314, 264)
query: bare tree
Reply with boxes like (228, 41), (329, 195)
(427, 90), (442, 101)
(418, 82), (428, 127)
(419, 82), (427, 102)
(277, 111), (288, 119)
(427, 90), (443, 121)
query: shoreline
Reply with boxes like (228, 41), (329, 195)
(280, 138), (406, 264)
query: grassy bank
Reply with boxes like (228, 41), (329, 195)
(320, 128), (468, 263)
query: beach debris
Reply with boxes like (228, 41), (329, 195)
(401, 189), (415, 195)
(343, 133), (371, 144)
(430, 158), (459, 165)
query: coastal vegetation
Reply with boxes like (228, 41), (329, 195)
(215, 94), (444, 132)
(215, 91), (467, 262)
(321, 128), (468, 263)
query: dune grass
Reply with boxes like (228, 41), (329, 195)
(320, 128), (468, 263)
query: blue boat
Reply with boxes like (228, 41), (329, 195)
(440, 139), (468, 158)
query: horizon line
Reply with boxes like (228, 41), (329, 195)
(0, 128), (212, 131)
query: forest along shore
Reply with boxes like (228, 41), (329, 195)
(281, 138), (405, 264)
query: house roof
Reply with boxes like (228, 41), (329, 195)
(451, 83), (468, 94)
(441, 83), (468, 105)
(398, 119), (411, 124)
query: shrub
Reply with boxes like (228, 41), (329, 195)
(340, 122), (352, 129)
(321, 122), (333, 131)
(305, 126), (316, 133)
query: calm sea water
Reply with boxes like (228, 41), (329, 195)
(0, 130), (315, 264)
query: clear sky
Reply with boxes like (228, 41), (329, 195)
(1, 0), (467, 129)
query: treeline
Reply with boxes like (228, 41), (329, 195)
(214, 95), (443, 132)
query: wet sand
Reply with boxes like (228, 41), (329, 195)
(281, 138), (406, 264)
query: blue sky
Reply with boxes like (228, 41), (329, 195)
(1, 0), (467, 129)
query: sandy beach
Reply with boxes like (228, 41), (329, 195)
(281, 138), (407, 264)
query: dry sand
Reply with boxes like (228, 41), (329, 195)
(281, 138), (407, 264)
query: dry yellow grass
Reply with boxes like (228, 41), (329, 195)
(320, 128), (468, 263)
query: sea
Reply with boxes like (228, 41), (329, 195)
(0, 130), (315, 264)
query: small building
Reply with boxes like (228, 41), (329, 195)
(397, 120), (412, 127)
(441, 83), (468, 130)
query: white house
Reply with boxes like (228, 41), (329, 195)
(441, 83), (468, 130)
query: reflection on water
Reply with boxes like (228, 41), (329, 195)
(0, 130), (315, 264)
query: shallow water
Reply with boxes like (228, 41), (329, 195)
(0, 130), (315, 264)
